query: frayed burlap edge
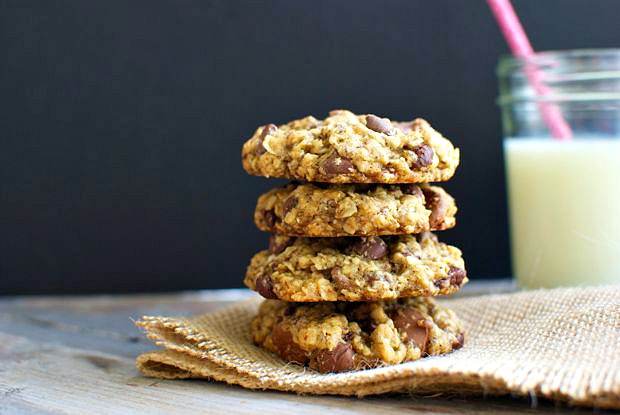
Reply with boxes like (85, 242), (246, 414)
(135, 286), (620, 409)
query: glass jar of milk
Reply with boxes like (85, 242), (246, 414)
(498, 49), (620, 289)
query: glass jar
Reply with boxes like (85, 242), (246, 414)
(497, 49), (620, 289)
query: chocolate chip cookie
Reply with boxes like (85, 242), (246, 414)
(255, 182), (456, 237)
(244, 232), (467, 302)
(241, 110), (460, 184)
(251, 297), (464, 373)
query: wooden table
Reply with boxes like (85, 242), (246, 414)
(0, 282), (612, 414)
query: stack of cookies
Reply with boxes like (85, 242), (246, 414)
(241, 110), (467, 373)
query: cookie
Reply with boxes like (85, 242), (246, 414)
(255, 182), (456, 237)
(251, 297), (465, 373)
(244, 232), (467, 302)
(241, 110), (459, 184)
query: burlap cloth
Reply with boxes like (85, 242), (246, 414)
(135, 285), (620, 409)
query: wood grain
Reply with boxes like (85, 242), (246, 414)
(0, 282), (608, 414)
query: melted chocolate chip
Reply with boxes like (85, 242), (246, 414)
(433, 277), (449, 288)
(283, 196), (298, 215)
(255, 123), (277, 155)
(365, 114), (395, 135)
(351, 237), (388, 260)
(269, 235), (293, 254)
(448, 266), (467, 286)
(271, 324), (308, 364)
(263, 210), (276, 228)
(255, 275), (278, 299)
(320, 154), (355, 176)
(262, 123), (278, 138)
(329, 267), (352, 290)
(410, 144), (434, 169)
(392, 307), (430, 353)
(422, 187), (448, 228)
(315, 343), (354, 373)
(363, 271), (381, 284)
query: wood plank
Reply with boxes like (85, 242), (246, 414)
(0, 290), (252, 358)
(0, 331), (588, 415)
(1, 282), (611, 414)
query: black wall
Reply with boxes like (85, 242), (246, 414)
(2, 0), (619, 294)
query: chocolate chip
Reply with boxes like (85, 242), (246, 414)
(392, 307), (430, 353)
(434, 267), (465, 289)
(320, 154), (355, 176)
(410, 144), (434, 169)
(363, 271), (381, 284)
(393, 121), (414, 133)
(351, 237), (388, 260)
(255, 123), (277, 155)
(271, 324), (308, 364)
(448, 266), (467, 286)
(255, 275), (278, 299)
(433, 277), (449, 288)
(283, 196), (298, 215)
(315, 343), (354, 373)
(452, 333), (465, 350)
(269, 235), (293, 254)
(401, 184), (423, 197)
(365, 114), (395, 135)
(262, 124), (277, 137)
(263, 210), (276, 228)
(329, 267), (352, 290)
(254, 144), (266, 156)
(422, 187), (448, 229)
(268, 235), (279, 253)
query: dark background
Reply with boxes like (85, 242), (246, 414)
(2, 0), (619, 294)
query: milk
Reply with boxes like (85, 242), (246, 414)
(504, 138), (620, 288)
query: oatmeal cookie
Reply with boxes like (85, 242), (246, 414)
(241, 110), (459, 183)
(255, 182), (456, 237)
(251, 297), (465, 373)
(244, 232), (467, 302)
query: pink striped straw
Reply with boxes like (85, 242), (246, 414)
(487, 0), (573, 140)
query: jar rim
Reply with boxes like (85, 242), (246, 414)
(497, 48), (620, 75)
(497, 93), (620, 106)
